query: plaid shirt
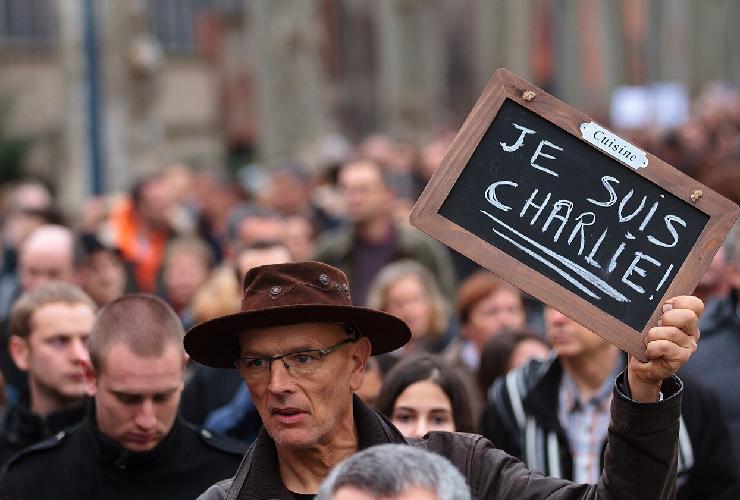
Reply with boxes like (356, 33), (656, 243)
(557, 361), (624, 484)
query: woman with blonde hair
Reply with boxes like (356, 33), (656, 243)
(367, 259), (454, 355)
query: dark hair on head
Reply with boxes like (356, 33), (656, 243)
(226, 203), (282, 243)
(87, 293), (184, 372)
(339, 157), (395, 191)
(129, 173), (163, 206)
(476, 329), (550, 395)
(271, 161), (310, 184)
(374, 353), (475, 433)
(374, 353), (400, 376)
(243, 239), (288, 252)
(164, 236), (215, 270)
(456, 270), (522, 325)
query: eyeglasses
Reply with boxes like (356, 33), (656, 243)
(234, 336), (357, 382)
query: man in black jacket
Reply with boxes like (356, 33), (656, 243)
(0, 294), (244, 499)
(184, 261), (703, 499)
(0, 281), (96, 468)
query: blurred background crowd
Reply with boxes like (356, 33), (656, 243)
(0, 0), (738, 497)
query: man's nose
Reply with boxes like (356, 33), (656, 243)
(267, 358), (295, 394)
(135, 400), (157, 429)
(501, 313), (518, 328)
(70, 337), (90, 364)
(548, 308), (568, 323)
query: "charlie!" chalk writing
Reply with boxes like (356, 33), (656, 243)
(482, 121), (684, 303)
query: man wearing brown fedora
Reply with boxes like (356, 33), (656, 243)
(187, 261), (703, 500)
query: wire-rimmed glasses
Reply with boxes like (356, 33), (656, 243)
(234, 335), (357, 382)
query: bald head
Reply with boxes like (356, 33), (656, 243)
(11, 182), (52, 211)
(87, 294), (185, 372)
(19, 225), (75, 292)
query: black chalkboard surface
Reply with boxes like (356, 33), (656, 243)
(439, 98), (708, 332)
(410, 69), (739, 361)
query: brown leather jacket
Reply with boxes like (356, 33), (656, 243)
(198, 373), (682, 500)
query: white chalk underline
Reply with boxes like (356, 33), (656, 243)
(480, 210), (630, 303)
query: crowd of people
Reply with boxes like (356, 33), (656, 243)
(0, 83), (736, 498)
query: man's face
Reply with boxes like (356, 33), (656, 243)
(163, 251), (210, 309)
(545, 307), (610, 358)
(339, 162), (392, 225)
(384, 275), (433, 341)
(283, 216), (314, 262)
(138, 178), (175, 230)
(13, 302), (95, 407)
(237, 323), (369, 450)
(236, 246), (292, 284)
(79, 251), (126, 306)
(696, 246), (729, 298)
(19, 245), (74, 291)
(466, 289), (526, 350)
(90, 342), (184, 452)
(238, 216), (285, 248)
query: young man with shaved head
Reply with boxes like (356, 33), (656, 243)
(0, 294), (244, 499)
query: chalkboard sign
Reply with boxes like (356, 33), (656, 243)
(410, 69), (739, 361)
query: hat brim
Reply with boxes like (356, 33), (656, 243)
(184, 304), (411, 368)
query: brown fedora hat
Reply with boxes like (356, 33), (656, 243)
(184, 261), (411, 368)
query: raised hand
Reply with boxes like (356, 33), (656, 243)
(627, 295), (703, 402)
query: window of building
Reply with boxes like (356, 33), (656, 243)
(146, 0), (242, 54)
(0, 0), (55, 48)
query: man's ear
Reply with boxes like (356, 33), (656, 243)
(82, 360), (98, 397)
(8, 335), (30, 372)
(349, 336), (372, 392)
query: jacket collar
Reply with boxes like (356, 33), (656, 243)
(87, 402), (184, 471)
(523, 353), (627, 431)
(3, 393), (87, 440)
(522, 355), (564, 430)
(237, 394), (405, 499)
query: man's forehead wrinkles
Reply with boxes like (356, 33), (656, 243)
(238, 323), (347, 353)
(240, 334), (328, 356)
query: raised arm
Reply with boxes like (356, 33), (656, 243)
(457, 295), (703, 500)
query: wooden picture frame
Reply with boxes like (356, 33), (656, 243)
(410, 68), (739, 361)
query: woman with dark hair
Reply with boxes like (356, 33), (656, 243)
(476, 329), (551, 398)
(374, 354), (476, 438)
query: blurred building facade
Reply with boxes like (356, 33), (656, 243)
(0, 0), (738, 214)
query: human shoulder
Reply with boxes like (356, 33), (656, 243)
(413, 431), (525, 498)
(313, 227), (352, 256)
(412, 430), (493, 458)
(196, 477), (234, 500)
(396, 224), (446, 253)
(413, 431), (504, 479)
(182, 420), (247, 457)
(489, 354), (555, 402)
(1, 425), (78, 479)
